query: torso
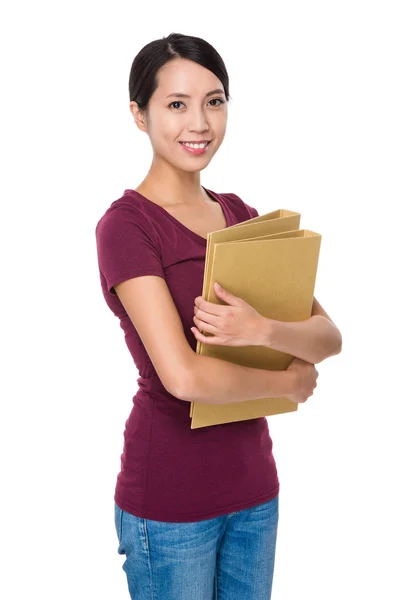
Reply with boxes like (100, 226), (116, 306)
(96, 188), (279, 523)
(135, 185), (227, 240)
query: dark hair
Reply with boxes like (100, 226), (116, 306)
(128, 32), (231, 112)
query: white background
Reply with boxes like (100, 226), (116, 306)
(1, 1), (404, 598)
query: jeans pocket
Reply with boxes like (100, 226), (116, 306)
(114, 502), (124, 543)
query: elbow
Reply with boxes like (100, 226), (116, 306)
(169, 364), (197, 403)
(171, 373), (195, 402)
(334, 330), (343, 355)
(315, 332), (343, 364)
(170, 348), (199, 402)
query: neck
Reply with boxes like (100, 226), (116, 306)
(137, 157), (207, 206)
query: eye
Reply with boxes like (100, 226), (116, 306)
(169, 101), (185, 109)
(168, 98), (225, 110)
(208, 98), (225, 107)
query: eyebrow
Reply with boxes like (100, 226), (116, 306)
(165, 89), (225, 99)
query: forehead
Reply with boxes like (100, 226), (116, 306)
(154, 58), (223, 97)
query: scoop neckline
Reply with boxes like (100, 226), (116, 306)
(123, 186), (232, 245)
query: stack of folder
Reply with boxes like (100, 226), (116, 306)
(189, 209), (322, 429)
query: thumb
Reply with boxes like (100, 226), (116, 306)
(214, 282), (241, 305)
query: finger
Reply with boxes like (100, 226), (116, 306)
(191, 327), (220, 345)
(195, 297), (225, 317)
(192, 315), (217, 334)
(214, 282), (242, 306)
(194, 306), (221, 327)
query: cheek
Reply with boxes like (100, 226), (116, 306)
(150, 131), (182, 160)
(149, 112), (180, 141)
(214, 117), (227, 143)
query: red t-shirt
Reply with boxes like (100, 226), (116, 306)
(95, 186), (279, 522)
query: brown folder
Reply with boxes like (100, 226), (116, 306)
(189, 209), (322, 429)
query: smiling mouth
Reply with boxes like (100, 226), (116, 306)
(179, 141), (211, 146)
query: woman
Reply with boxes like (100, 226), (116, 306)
(95, 32), (332, 600)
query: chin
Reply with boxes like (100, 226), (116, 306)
(180, 163), (210, 174)
(173, 156), (213, 173)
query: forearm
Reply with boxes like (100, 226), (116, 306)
(263, 315), (342, 364)
(179, 353), (296, 405)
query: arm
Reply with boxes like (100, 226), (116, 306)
(96, 208), (296, 407)
(183, 353), (296, 405)
(262, 296), (342, 364)
(115, 275), (296, 406)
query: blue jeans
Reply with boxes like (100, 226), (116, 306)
(114, 495), (279, 600)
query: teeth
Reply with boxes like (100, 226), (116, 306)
(181, 142), (208, 149)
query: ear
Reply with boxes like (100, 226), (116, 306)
(130, 101), (148, 134)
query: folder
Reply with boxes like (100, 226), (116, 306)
(189, 209), (322, 429)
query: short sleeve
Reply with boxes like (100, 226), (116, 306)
(245, 203), (259, 218)
(95, 206), (165, 296)
(228, 192), (259, 219)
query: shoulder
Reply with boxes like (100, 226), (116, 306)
(95, 191), (159, 242)
(95, 191), (165, 291)
(210, 189), (260, 219)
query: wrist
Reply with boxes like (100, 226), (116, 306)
(284, 368), (298, 397)
(259, 316), (277, 348)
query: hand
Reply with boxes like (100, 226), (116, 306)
(286, 357), (319, 404)
(191, 282), (264, 347)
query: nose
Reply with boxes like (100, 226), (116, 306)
(186, 107), (210, 134)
